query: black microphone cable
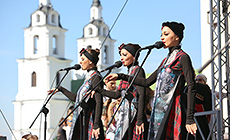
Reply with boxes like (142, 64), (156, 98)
(99, 0), (129, 50)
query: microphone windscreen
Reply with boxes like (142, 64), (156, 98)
(73, 64), (81, 70)
(155, 41), (165, 49)
(115, 61), (122, 68)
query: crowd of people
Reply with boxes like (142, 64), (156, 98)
(46, 21), (213, 140)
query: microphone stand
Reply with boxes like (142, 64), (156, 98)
(58, 69), (112, 140)
(29, 70), (70, 140)
(107, 48), (152, 140)
(0, 109), (18, 140)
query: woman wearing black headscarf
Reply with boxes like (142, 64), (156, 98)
(105, 21), (197, 140)
(97, 43), (147, 140)
(48, 48), (104, 140)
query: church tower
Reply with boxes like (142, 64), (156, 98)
(74, 0), (116, 79)
(13, 0), (72, 139)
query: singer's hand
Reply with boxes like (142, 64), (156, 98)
(90, 91), (96, 98)
(47, 88), (59, 95)
(136, 123), (144, 135)
(92, 128), (100, 139)
(105, 74), (118, 83)
(186, 123), (197, 136)
(86, 90), (96, 98)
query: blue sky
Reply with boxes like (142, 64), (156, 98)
(0, 0), (201, 139)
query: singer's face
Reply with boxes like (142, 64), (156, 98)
(161, 26), (180, 49)
(120, 49), (135, 66)
(80, 54), (93, 70)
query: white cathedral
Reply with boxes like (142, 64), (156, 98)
(12, 0), (116, 139)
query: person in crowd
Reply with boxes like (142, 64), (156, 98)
(65, 105), (74, 140)
(101, 80), (117, 133)
(105, 21), (197, 139)
(145, 87), (154, 122)
(186, 73), (212, 139)
(57, 105), (74, 140)
(96, 43), (148, 139)
(194, 74), (212, 120)
(57, 117), (67, 140)
(25, 135), (38, 140)
(195, 74), (207, 85)
(21, 131), (32, 140)
(21, 131), (38, 140)
(105, 80), (117, 91)
(105, 96), (121, 139)
(48, 48), (104, 140)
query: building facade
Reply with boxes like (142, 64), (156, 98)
(74, 0), (116, 80)
(13, 0), (72, 139)
(13, 0), (117, 139)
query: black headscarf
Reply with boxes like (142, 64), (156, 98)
(162, 21), (185, 42)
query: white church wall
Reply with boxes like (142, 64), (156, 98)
(47, 11), (59, 26)
(14, 1), (117, 139)
(84, 24), (98, 38)
(13, 99), (71, 140)
(31, 11), (46, 27)
(200, 0), (212, 86)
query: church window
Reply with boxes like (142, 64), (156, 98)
(104, 45), (108, 64)
(87, 45), (92, 49)
(53, 35), (57, 54)
(36, 14), (40, 22)
(32, 72), (36, 87)
(34, 35), (39, 54)
(52, 14), (55, 23)
(103, 27), (107, 36)
(56, 72), (60, 86)
(89, 28), (93, 35)
(92, 9), (95, 19)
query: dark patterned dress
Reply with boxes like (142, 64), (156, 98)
(59, 67), (104, 140)
(117, 46), (196, 140)
(101, 64), (147, 140)
(149, 49), (185, 140)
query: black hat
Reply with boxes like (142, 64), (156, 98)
(162, 21), (185, 42)
(79, 48), (99, 65)
(118, 43), (141, 58)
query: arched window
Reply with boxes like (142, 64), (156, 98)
(88, 28), (93, 35)
(32, 72), (36, 87)
(92, 9), (95, 19)
(34, 35), (39, 54)
(36, 14), (40, 22)
(56, 72), (60, 86)
(53, 35), (57, 54)
(52, 14), (55, 23)
(87, 45), (92, 49)
(104, 45), (108, 64)
(103, 27), (107, 36)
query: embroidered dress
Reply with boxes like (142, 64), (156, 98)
(109, 65), (140, 140)
(68, 70), (99, 140)
(148, 49), (186, 140)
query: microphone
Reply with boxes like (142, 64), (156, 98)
(101, 61), (122, 72)
(59, 64), (81, 71)
(140, 41), (165, 50)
